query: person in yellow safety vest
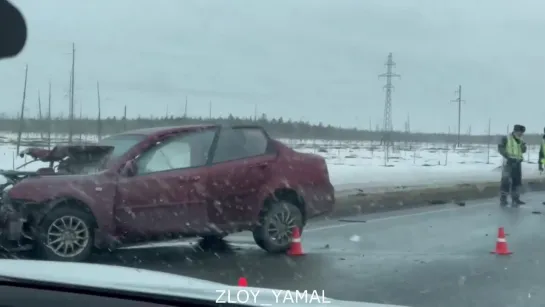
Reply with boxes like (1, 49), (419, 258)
(498, 124), (527, 207)
(540, 128), (545, 205)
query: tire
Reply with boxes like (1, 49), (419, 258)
(34, 206), (95, 262)
(252, 200), (303, 253)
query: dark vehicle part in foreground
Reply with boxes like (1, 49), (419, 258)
(0, 125), (335, 262)
(0, 260), (377, 307)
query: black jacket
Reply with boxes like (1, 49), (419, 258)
(498, 133), (527, 160)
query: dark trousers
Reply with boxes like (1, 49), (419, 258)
(500, 161), (522, 200)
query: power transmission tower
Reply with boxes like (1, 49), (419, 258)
(378, 52), (400, 147)
(450, 85), (465, 148)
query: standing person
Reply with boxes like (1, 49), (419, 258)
(498, 124), (527, 207)
(539, 127), (545, 173)
(538, 128), (545, 205)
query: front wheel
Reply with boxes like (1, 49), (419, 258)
(34, 206), (95, 262)
(252, 200), (303, 253)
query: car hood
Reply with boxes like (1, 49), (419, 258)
(0, 260), (409, 307)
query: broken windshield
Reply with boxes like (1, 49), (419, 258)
(97, 134), (146, 160)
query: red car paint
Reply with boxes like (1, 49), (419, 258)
(6, 125), (335, 248)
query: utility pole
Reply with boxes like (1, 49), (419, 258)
(378, 52), (400, 160)
(404, 113), (411, 133)
(79, 103), (82, 142)
(183, 96), (188, 118)
(47, 81), (52, 150)
(96, 82), (102, 141)
(123, 105), (127, 131)
(487, 118), (491, 164)
(404, 114), (411, 146)
(450, 85), (465, 148)
(254, 104), (258, 121)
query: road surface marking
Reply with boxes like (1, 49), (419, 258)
(120, 237), (256, 250)
(305, 199), (499, 233)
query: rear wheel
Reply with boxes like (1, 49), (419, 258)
(252, 200), (303, 253)
(34, 206), (95, 262)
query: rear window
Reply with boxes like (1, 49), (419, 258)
(212, 128), (270, 163)
(98, 134), (146, 159)
(242, 129), (268, 156)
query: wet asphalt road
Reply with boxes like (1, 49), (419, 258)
(92, 192), (545, 307)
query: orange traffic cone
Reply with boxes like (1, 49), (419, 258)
(237, 277), (248, 287)
(491, 227), (512, 255)
(287, 227), (304, 256)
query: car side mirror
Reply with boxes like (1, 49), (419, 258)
(121, 160), (137, 177)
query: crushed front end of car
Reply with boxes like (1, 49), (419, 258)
(0, 145), (114, 254)
(0, 172), (37, 253)
(0, 202), (27, 251)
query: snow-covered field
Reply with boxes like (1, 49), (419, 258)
(283, 138), (542, 192)
(0, 132), (541, 192)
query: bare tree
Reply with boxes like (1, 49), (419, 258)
(37, 90), (43, 140)
(68, 43), (76, 144)
(47, 81), (52, 150)
(16, 64), (28, 155)
(487, 118), (491, 164)
(79, 103), (83, 142)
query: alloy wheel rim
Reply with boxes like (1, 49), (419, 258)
(266, 206), (297, 246)
(46, 215), (90, 258)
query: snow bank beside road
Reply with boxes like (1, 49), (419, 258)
(285, 139), (543, 193)
(329, 163), (542, 194)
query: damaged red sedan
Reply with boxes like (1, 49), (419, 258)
(0, 124), (335, 262)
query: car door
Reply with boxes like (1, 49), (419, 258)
(206, 127), (276, 228)
(115, 129), (215, 239)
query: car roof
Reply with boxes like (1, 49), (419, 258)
(115, 124), (217, 137)
(111, 124), (265, 138)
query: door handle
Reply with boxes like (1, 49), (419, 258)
(179, 176), (200, 183)
(255, 163), (269, 169)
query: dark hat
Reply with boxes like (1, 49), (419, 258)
(513, 124), (526, 133)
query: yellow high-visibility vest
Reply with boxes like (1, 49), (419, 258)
(506, 135), (523, 160)
(541, 141), (545, 165)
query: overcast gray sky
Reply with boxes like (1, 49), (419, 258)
(2, 0), (544, 134)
